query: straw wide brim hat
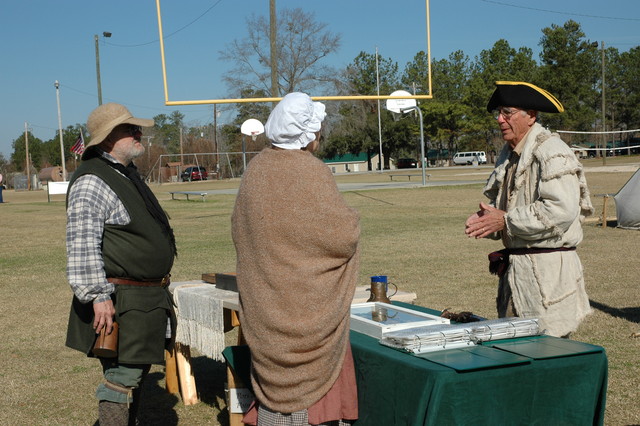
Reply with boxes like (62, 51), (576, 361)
(86, 103), (154, 148)
(486, 81), (564, 113)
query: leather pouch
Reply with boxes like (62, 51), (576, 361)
(92, 322), (118, 358)
(488, 250), (509, 277)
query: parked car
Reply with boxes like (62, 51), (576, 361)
(396, 158), (418, 169)
(181, 166), (208, 182)
(452, 151), (487, 165)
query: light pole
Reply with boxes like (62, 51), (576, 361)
(54, 80), (67, 181)
(601, 41), (606, 165)
(24, 122), (30, 190)
(95, 31), (112, 105)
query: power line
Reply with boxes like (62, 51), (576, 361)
(28, 123), (59, 132)
(480, 0), (640, 22)
(558, 128), (640, 135)
(105, 0), (226, 48)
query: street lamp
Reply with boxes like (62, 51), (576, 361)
(54, 80), (67, 181)
(95, 31), (112, 105)
(386, 90), (427, 186)
(590, 40), (607, 164)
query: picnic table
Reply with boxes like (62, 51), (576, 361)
(169, 191), (208, 201)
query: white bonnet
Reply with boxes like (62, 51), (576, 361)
(264, 92), (326, 150)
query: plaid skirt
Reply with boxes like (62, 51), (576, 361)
(257, 405), (354, 426)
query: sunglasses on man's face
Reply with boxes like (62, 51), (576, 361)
(125, 125), (142, 137)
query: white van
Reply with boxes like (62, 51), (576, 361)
(452, 151), (487, 165)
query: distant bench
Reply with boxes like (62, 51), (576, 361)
(170, 191), (208, 202)
(389, 174), (431, 181)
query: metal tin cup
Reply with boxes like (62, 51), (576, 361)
(368, 275), (391, 304)
(370, 275), (388, 292)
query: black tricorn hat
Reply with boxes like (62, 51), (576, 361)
(486, 81), (564, 113)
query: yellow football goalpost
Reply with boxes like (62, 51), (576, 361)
(154, 0), (432, 106)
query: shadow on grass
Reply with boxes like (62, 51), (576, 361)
(135, 372), (181, 426)
(590, 299), (640, 324)
(92, 356), (229, 425)
(591, 219), (618, 228)
(190, 356), (231, 425)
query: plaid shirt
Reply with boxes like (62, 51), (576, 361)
(66, 152), (130, 304)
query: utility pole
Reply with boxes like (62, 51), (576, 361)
(376, 47), (383, 172)
(24, 122), (30, 190)
(179, 127), (184, 164)
(95, 32), (112, 106)
(270, 0), (278, 100)
(213, 105), (219, 178)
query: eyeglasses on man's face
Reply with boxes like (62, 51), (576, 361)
(493, 107), (522, 120)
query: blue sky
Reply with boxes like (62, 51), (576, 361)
(1, 0), (638, 158)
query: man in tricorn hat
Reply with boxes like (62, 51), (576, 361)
(65, 103), (177, 424)
(465, 81), (594, 337)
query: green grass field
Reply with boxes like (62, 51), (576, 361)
(1, 157), (638, 425)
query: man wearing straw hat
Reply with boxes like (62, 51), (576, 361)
(465, 82), (594, 338)
(65, 103), (177, 425)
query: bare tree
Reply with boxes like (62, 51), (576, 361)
(219, 8), (341, 96)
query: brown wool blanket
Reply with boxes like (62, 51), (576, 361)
(232, 148), (360, 413)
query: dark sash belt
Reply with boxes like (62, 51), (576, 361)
(488, 247), (576, 277)
(107, 275), (171, 288)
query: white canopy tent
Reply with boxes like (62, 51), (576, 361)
(614, 168), (640, 230)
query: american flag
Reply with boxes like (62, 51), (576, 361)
(70, 132), (85, 155)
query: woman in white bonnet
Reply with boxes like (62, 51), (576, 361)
(232, 92), (360, 425)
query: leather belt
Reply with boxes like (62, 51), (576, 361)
(107, 275), (171, 288)
(489, 247), (576, 277)
(505, 247), (576, 256)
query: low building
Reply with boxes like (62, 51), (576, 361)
(323, 153), (383, 173)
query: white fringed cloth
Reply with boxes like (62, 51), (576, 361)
(173, 284), (226, 361)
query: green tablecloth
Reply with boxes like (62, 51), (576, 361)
(351, 303), (608, 425)
(222, 303), (608, 425)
